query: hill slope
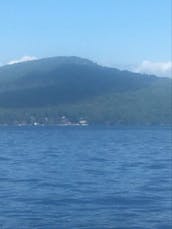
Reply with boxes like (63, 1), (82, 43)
(0, 56), (171, 125)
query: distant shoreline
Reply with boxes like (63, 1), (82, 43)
(0, 123), (171, 128)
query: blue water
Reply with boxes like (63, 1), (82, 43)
(0, 126), (171, 229)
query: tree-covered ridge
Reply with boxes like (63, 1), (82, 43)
(0, 56), (171, 125)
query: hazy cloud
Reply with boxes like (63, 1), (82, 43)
(133, 60), (172, 78)
(8, 56), (38, 65)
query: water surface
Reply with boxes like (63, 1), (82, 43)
(0, 126), (171, 229)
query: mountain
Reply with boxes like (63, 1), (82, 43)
(0, 56), (171, 125)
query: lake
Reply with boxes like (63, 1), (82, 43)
(0, 126), (171, 229)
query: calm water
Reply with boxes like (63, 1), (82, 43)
(0, 126), (171, 229)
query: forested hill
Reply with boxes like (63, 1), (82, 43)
(0, 56), (171, 125)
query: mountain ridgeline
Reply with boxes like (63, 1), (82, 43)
(0, 56), (171, 125)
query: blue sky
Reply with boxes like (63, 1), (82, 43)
(0, 0), (171, 76)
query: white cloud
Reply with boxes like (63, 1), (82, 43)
(133, 60), (172, 78)
(8, 56), (38, 65)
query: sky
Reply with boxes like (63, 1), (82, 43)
(0, 0), (171, 77)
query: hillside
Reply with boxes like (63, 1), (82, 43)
(0, 56), (171, 125)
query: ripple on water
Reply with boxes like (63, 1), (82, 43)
(0, 126), (171, 229)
